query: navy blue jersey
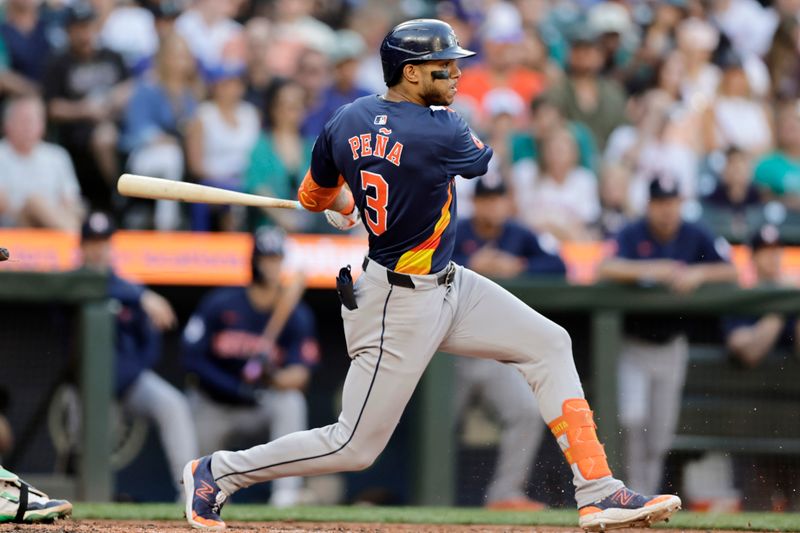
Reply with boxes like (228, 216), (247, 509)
(108, 272), (161, 396)
(310, 95), (493, 274)
(181, 287), (319, 405)
(452, 219), (566, 276)
(615, 219), (728, 264)
(615, 218), (730, 342)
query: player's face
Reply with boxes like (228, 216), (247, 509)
(646, 197), (682, 240)
(754, 246), (782, 283)
(255, 255), (283, 287)
(473, 194), (510, 228)
(81, 239), (112, 272)
(419, 59), (461, 106)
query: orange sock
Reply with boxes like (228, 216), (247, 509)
(548, 398), (612, 480)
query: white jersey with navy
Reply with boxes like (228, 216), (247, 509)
(309, 95), (493, 274)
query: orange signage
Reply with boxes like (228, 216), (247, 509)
(0, 229), (797, 288)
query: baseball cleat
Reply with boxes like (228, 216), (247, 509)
(183, 456), (228, 530)
(578, 487), (681, 531)
(0, 467), (72, 523)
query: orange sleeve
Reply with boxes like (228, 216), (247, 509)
(298, 170), (354, 213)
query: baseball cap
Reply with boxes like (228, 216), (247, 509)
(567, 24), (600, 47)
(81, 212), (116, 241)
(253, 227), (286, 257)
(474, 174), (508, 197)
(329, 30), (366, 65)
(152, 0), (183, 19)
(483, 87), (524, 118)
(65, 2), (96, 26)
(203, 62), (246, 85)
(750, 225), (783, 252)
(588, 3), (632, 36)
(648, 174), (681, 200)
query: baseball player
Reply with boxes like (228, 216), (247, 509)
(80, 211), (198, 497)
(0, 466), (72, 523)
(451, 176), (565, 510)
(597, 176), (738, 496)
(184, 20), (681, 531)
(181, 227), (319, 508)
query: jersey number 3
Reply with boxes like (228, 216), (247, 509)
(360, 170), (388, 236)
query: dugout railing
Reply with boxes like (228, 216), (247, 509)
(0, 270), (113, 502)
(416, 282), (800, 505)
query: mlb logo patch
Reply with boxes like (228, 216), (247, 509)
(374, 115), (388, 125)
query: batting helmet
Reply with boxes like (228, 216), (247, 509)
(380, 19), (476, 86)
(251, 227), (286, 284)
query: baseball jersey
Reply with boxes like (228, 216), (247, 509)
(108, 272), (161, 396)
(181, 287), (319, 406)
(309, 95), (493, 275)
(452, 219), (567, 276)
(615, 218), (730, 342)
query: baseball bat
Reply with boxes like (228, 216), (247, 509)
(117, 174), (303, 210)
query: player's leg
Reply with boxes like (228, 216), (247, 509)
(617, 341), (652, 493)
(481, 361), (545, 509)
(0, 466), (72, 523)
(644, 336), (689, 494)
(194, 268), (455, 521)
(259, 389), (308, 507)
(187, 388), (236, 457)
(440, 266), (680, 529)
(123, 370), (199, 492)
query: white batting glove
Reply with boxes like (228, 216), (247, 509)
(325, 208), (361, 231)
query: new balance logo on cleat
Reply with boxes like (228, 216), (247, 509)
(578, 488), (681, 531)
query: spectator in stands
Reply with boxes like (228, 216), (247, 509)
(43, 2), (132, 211)
(182, 227), (319, 508)
(267, 0), (335, 78)
(518, 25), (563, 87)
(512, 126), (600, 241)
(94, 0), (159, 71)
(457, 2), (546, 128)
(0, 0), (54, 86)
(675, 18), (721, 106)
(175, 0), (245, 73)
(122, 33), (199, 230)
(703, 53), (773, 156)
(596, 162), (635, 238)
(0, 95), (83, 230)
(451, 176), (564, 511)
(128, 0), (185, 77)
(301, 29), (370, 138)
(546, 28), (627, 150)
(481, 88), (526, 179)
(753, 100), (800, 210)
(79, 211), (198, 498)
(245, 79), (317, 232)
(587, 2), (636, 78)
(0, 34), (39, 97)
(704, 146), (761, 212)
(350, 2), (394, 95)
(293, 48), (331, 119)
(511, 94), (597, 172)
(765, 0), (800, 100)
(243, 17), (275, 115)
(604, 89), (699, 215)
(624, 0), (686, 85)
(597, 175), (738, 495)
(185, 64), (260, 231)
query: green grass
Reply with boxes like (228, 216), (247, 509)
(72, 503), (800, 531)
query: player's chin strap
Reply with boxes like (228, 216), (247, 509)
(13, 479), (30, 523)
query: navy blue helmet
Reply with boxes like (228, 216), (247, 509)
(380, 19), (476, 86)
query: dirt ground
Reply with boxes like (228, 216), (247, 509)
(0, 520), (757, 533)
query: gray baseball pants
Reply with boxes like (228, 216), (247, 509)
(454, 357), (544, 503)
(618, 335), (689, 494)
(211, 262), (623, 507)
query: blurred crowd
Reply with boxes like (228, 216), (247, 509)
(0, 0), (798, 244)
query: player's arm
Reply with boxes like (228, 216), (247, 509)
(272, 305), (318, 390)
(443, 113), (493, 179)
(726, 314), (785, 367)
(298, 121), (354, 214)
(522, 231), (567, 276)
(596, 232), (681, 285)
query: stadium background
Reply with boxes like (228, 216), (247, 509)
(0, 0), (799, 522)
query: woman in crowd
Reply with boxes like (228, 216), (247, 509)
(122, 33), (200, 230)
(185, 63), (260, 231)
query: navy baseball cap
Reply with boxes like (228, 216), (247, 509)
(474, 175), (507, 197)
(81, 212), (116, 241)
(65, 2), (96, 26)
(648, 174), (681, 200)
(750, 225), (783, 252)
(253, 227), (286, 257)
(152, 0), (182, 19)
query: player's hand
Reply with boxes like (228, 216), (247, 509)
(669, 266), (706, 294)
(141, 290), (177, 330)
(325, 207), (360, 231)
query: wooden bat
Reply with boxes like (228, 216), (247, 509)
(117, 173), (303, 210)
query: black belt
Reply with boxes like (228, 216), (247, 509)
(362, 257), (454, 289)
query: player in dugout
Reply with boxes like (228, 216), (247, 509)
(181, 227), (320, 508)
(79, 211), (198, 498)
(451, 174), (566, 510)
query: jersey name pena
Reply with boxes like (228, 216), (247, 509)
(310, 95), (493, 275)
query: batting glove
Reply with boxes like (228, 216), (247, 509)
(325, 207), (361, 231)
